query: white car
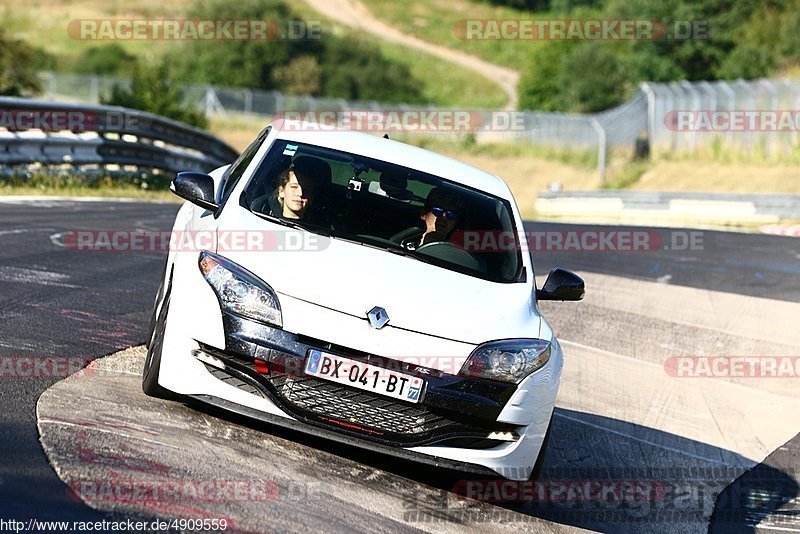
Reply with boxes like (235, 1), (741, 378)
(143, 124), (584, 481)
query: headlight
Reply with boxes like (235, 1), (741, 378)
(459, 339), (551, 383)
(199, 251), (282, 327)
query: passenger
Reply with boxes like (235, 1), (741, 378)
(402, 187), (464, 250)
(276, 163), (317, 219)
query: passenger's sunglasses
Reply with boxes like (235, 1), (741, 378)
(428, 206), (458, 220)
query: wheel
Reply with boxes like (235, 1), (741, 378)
(145, 277), (165, 350)
(142, 279), (182, 400)
(529, 413), (554, 482)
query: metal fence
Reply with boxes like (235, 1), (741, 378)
(30, 72), (800, 174)
(641, 79), (800, 155)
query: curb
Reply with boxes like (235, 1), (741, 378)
(536, 191), (800, 228)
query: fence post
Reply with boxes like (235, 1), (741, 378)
(680, 81), (699, 153)
(736, 79), (756, 154)
(42, 72), (56, 100)
(782, 80), (800, 148)
(640, 82), (656, 153)
(590, 118), (606, 186)
(202, 87), (226, 117)
(717, 81), (736, 151)
(89, 76), (99, 103)
(244, 90), (252, 115)
(760, 79), (778, 156)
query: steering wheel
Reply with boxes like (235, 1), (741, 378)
(415, 241), (481, 270)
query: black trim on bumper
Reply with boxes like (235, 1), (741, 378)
(187, 393), (498, 477)
(222, 313), (516, 417)
(200, 312), (520, 447)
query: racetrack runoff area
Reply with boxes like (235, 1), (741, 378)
(36, 268), (800, 533)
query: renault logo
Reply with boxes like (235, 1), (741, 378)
(367, 306), (390, 329)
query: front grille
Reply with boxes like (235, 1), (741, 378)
(197, 346), (517, 447)
(266, 373), (448, 435)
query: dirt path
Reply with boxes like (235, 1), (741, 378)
(303, 0), (519, 109)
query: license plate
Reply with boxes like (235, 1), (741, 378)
(304, 349), (424, 403)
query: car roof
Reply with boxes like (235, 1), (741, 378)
(272, 124), (514, 200)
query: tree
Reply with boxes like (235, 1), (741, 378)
(167, 0), (300, 90)
(74, 44), (136, 76)
(319, 37), (423, 102)
(0, 30), (42, 96)
(518, 41), (575, 110)
(272, 55), (322, 95)
(103, 61), (207, 129)
(167, 0), (423, 103)
(558, 43), (628, 112)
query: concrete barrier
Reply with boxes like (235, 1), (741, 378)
(536, 191), (800, 227)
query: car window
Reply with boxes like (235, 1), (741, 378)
(220, 126), (270, 203)
(243, 140), (522, 283)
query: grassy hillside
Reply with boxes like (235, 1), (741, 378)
(0, 0), (505, 108)
(360, 0), (531, 69)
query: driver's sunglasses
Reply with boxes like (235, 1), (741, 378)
(429, 206), (458, 220)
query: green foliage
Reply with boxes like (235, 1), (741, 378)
(602, 160), (650, 189)
(0, 29), (41, 96)
(518, 41), (575, 111)
(74, 44), (136, 76)
(1, 169), (177, 199)
(272, 55), (322, 95)
(558, 43), (628, 112)
(518, 0), (800, 112)
(475, 0), (551, 9)
(167, 0), (296, 90)
(166, 0), (423, 103)
(318, 37), (424, 102)
(103, 62), (208, 129)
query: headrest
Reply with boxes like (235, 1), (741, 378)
(379, 171), (413, 201)
(292, 156), (332, 188)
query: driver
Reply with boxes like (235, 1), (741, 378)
(401, 187), (463, 250)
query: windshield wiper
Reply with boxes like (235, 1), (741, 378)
(248, 210), (331, 237)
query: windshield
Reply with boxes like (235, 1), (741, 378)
(242, 140), (523, 283)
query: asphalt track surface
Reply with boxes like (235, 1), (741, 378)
(0, 198), (798, 531)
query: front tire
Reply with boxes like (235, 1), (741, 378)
(529, 413), (554, 482)
(142, 280), (181, 400)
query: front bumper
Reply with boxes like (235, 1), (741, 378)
(195, 312), (520, 449)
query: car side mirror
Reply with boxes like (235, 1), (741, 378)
(537, 268), (585, 301)
(171, 171), (219, 212)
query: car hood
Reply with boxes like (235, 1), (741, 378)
(219, 213), (540, 345)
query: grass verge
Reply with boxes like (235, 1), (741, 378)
(0, 171), (179, 201)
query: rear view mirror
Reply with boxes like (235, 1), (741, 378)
(171, 171), (219, 212)
(537, 268), (585, 301)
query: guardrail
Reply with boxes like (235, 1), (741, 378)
(0, 97), (239, 175)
